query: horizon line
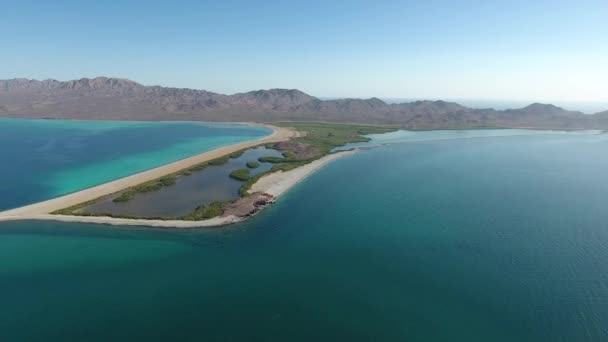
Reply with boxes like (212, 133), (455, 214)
(3, 76), (607, 113)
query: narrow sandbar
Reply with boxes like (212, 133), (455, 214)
(0, 150), (356, 228)
(0, 124), (295, 218)
(248, 150), (356, 197)
(0, 213), (242, 228)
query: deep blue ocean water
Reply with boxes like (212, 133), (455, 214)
(0, 119), (270, 210)
(1, 129), (607, 341)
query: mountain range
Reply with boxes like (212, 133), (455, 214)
(1, 77), (607, 129)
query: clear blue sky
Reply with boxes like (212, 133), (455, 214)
(2, 0), (607, 102)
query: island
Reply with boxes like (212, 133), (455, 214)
(0, 122), (395, 228)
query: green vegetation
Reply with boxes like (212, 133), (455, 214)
(280, 150), (296, 159)
(54, 200), (229, 221)
(53, 147), (255, 215)
(53, 122), (397, 220)
(113, 193), (134, 203)
(237, 161), (310, 196)
(108, 147), (253, 203)
(229, 150), (245, 158)
(229, 168), (250, 181)
(256, 122), (397, 173)
(180, 201), (228, 221)
(239, 170), (271, 196)
(207, 149), (247, 165)
(188, 163), (207, 172)
(113, 175), (177, 203)
(274, 122), (396, 154)
(240, 122), (397, 196)
(208, 155), (230, 165)
(52, 198), (104, 215)
(271, 160), (310, 172)
(258, 156), (288, 163)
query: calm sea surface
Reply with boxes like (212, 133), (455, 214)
(0, 119), (270, 210)
(1, 128), (608, 341)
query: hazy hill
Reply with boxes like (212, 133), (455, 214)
(0, 77), (605, 129)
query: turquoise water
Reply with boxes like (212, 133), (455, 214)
(333, 128), (603, 150)
(0, 119), (270, 210)
(1, 131), (608, 340)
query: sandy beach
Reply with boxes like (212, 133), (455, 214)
(0, 213), (243, 228)
(248, 150), (356, 197)
(0, 121), (356, 228)
(0, 149), (356, 228)
(0, 123), (295, 218)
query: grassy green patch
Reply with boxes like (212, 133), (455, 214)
(273, 122), (396, 154)
(229, 150), (245, 158)
(258, 156), (288, 163)
(113, 175), (177, 203)
(239, 171), (272, 196)
(53, 201), (229, 221)
(188, 163), (207, 172)
(271, 161), (310, 172)
(229, 169), (250, 181)
(179, 201), (228, 221)
(207, 149), (247, 166)
(208, 155), (230, 165)
(52, 198), (104, 215)
(53, 122), (397, 219)
(241, 122), (396, 195)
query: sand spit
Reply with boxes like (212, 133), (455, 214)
(0, 121), (356, 229)
(0, 150), (356, 228)
(248, 150), (356, 197)
(0, 214), (242, 228)
(0, 124), (294, 217)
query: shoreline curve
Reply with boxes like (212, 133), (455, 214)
(0, 150), (356, 228)
(0, 123), (294, 218)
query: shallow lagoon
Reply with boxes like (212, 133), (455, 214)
(0, 119), (270, 210)
(84, 147), (283, 217)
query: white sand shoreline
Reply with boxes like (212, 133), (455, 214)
(248, 150), (356, 197)
(0, 123), (292, 215)
(0, 213), (243, 228)
(0, 150), (356, 228)
(0, 123), (356, 229)
(0, 151), (355, 228)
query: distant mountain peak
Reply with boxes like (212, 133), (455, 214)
(524, 103), (563, 110)
(0, 76), (604, 129)
(61, 77), (143, 90)
(246, 88), (313, 97)
(235, 88), (318, 109)
(367, 97), (386, 105)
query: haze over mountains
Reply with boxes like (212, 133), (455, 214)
(1, 77), (607, 129)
